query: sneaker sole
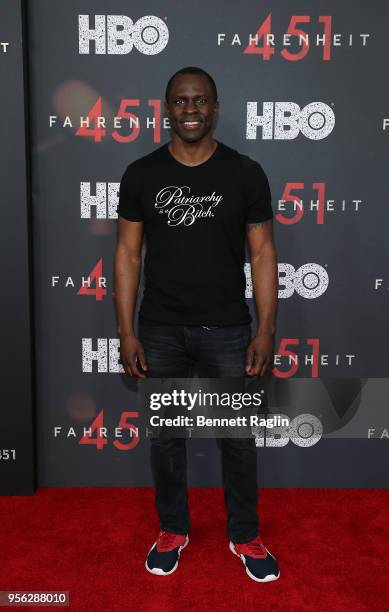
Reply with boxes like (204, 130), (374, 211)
(229, 541), (280, 583)
(145, 535), (189, 576)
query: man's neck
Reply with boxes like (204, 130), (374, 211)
(168, 137), (218, 167)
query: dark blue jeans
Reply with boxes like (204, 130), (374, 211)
(138, 322), (259, 544)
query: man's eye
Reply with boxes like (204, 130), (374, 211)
(175, 99), (184, 105)
(198, 98), (207, 104)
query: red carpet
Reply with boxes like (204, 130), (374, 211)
(0, 488), (388, 611)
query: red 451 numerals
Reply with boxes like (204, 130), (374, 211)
(276, 182), (326, 225)
(75, 97), (161, 143)
(273, 338), (320, 378)
(79, 410), (139, 450)
(77, 258), (107, 301)
(244, 14), (332, 61)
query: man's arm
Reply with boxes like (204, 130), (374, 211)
(114, 216), (147, 378)
(245, 219), (278, 377)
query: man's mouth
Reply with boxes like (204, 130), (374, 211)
(181, 120), (202, 129)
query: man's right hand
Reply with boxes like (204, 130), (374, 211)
(120, 334), (148, 378)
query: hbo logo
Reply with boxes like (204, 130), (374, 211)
(246, 101), (335, 140)
(244, 263), (329, 299)
(254, 414), (323, 448)
(278, 263), (329, 299)
(79, 15), (169, 55)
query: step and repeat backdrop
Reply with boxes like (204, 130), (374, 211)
(23, 1), (388, 487)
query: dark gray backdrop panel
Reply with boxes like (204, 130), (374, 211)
(0, 0), (35, 494)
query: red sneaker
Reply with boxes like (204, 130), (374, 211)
(230, 535), (280, 582)
(146, 530), (189, 576)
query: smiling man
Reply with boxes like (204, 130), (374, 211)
(114, 67), (280, 582)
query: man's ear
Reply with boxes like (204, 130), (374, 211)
(214, 100), (220, 114)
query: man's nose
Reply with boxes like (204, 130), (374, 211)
(185, 100), (197, 112)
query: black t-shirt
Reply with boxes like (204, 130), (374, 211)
(117, 140), (273, 326)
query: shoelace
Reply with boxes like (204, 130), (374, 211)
(244, 536), (267, 557)
(157, 531), (177, 551)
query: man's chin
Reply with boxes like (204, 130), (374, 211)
(175, 129), (209, 143)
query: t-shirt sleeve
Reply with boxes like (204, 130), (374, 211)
(117, 162), (144, 221)
(244, 158), (273, 224)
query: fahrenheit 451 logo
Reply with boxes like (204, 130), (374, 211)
(155, 186), (223, 227)
(217, 14), (370, 61)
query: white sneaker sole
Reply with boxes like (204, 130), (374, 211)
(145, 535), (189, 576)
(229, 541), (280, 583)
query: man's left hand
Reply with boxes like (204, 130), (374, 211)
(245, 332), (274, 377)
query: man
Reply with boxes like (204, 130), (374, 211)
(114, 67), (279, 582)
